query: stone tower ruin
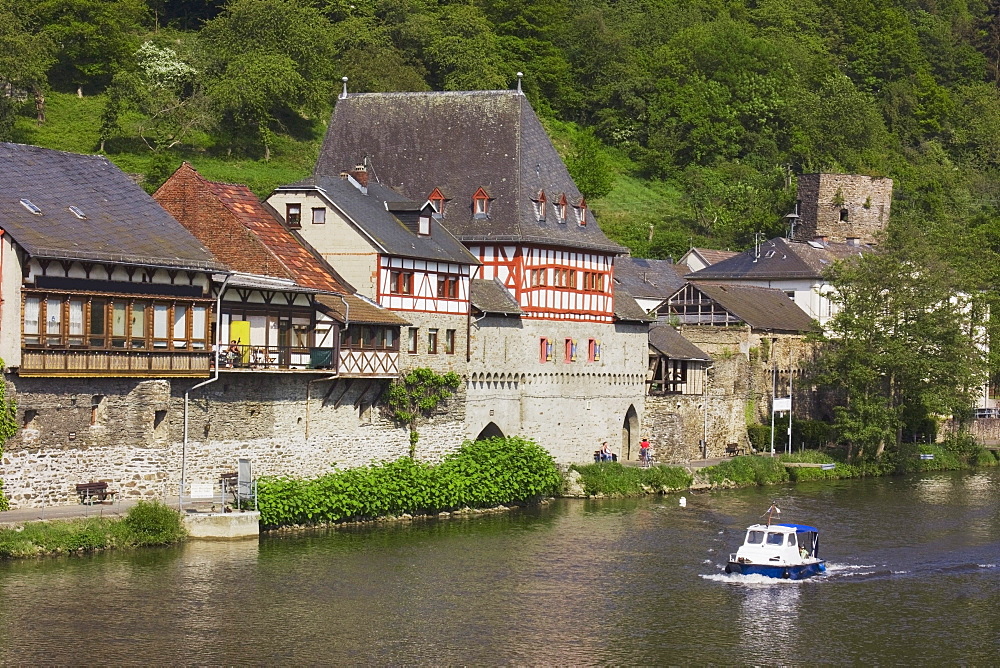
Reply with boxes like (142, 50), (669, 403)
(791, 173), (893, 246)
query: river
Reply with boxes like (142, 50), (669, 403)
(1, 468), (997, 664)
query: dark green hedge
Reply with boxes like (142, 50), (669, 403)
(569, 462), (692, 496)
(256, 436), (562, 529)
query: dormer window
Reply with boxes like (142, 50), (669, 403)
(575, 198), (587, 226)
(534, 191), (547, 221)
(20, 198), (42, 215)
(418, 214), (431, 235)
(472, 187), (491, 217)
(428, 188), (447, 216)
(556, 194), (568, 223)
(286, 203), (302, 228)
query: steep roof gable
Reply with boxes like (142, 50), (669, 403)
(155, 163), (350, 293)
(0, 143), (221, 271)
(687, 237), (869, 281)
(315, 90), (625, 254)
(683, 282), (817, 332)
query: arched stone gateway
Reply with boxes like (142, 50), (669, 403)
(622, 405), (639, 460)
(476, 422), (505, 441)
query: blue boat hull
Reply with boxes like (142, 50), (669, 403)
(725, 560), (826, 580)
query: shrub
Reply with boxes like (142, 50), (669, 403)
(704, 455), (789, 486)
(569, 462), (692, 496)
(256, 436), (563, 529)
(747, 424), (772, 451)
(118, 501), (186, 546)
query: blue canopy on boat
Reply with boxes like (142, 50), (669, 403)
(775, 523), (820, 533)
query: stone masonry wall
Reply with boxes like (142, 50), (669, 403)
(794, 173), (893, 245)
(1, 372), (466, 509)
(644, 326), (821, 462)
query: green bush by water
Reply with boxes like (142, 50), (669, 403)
(256, 436), (563, 529)
(704, 456), (789, 486)
(0, 501), (186, 559)
(569, 462), (692, 496)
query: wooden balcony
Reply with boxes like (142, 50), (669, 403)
(213, 344), (399, 378)
(339, 349), (399, 378)
(19, 348), (212, 377)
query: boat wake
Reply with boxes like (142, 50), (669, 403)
(699, 572), (818, 585)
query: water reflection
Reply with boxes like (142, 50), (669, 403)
(738, 581), (802, 651)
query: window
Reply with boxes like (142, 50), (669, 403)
(530, 268), (547, 287)
(554, 268), (577, 288)
(445, 329), (456, 354)
(389, 270), (414, 295)
(437, 275), (459, 299)
(785, 291), (795, 300)
(564, 338), (576, 363)
(556, 194), (568, 223)
(583, 272), (606, 292)
(766, 532), (784, 546)
(840, 208), (849, 222)
(286, 203), (302, 227)
(418, 215), (431, 235)
(312, 207), (326, 224)
(340, 325), (399, 351)
(428, 328), (439, 354)
(588, 338), (601, 362)
(23, 295), (210, 350)
(575, 200), (587, 226)
(407, 327), (418, 354)
(539, 337), (553, 363)
(428, 188), (446, 216)
(534, 191), (546, 221)
(747, 531), (765, 544)
(473, 187), (490, 217)
(19, 198), (41, 215)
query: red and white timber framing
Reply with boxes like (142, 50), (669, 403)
(376, 256), (471, 314)
(469, 244), (615, 323)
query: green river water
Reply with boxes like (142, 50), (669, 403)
(1, 468), (997, 664)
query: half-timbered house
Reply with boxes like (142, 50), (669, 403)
(310, 87), (649, 461)
(266, 169), (478, 376)
(155, 163), (406, 377)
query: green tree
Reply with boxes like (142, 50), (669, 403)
(200, 0), (338, 158)
(817, 222), (987, 460)
(35, 0), (149, 95)
(0, 0), (55, 137)
(382, 368), (461, 457)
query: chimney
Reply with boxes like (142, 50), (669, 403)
(339, 171), (349, 180)
(350, 164), (368, 188)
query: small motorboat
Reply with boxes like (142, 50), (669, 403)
(725, 504), (826, 580)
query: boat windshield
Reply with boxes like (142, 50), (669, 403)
(766, 532), (785, 545)
(746, 530), (765, 544)
(787, 534), (797, 546)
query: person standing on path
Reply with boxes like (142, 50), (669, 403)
(639, 438), (651, 467)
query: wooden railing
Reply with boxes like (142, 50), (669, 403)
(19, 348), (212, 377)
(214, 344), (399, 377)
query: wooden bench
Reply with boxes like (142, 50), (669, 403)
(75, 481), (118, 504)
(725, 443), (745, 457)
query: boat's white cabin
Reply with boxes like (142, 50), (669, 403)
(733, 523), (819, 566)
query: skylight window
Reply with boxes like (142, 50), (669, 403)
(69, 205), (87, 219)
(20, 198), (41, 215)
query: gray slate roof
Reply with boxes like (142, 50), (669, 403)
(614, 256), (686, 300)
(613, 285), (653, 322)
(689, 282), (817, 332)
(280, 175), (478, 266)
(315, 90), (626, 254)
(470, 278), (522, 315)
(648, 324), (711, 361)
(0, 143), (222, 270)
(687, 237), (869, 281)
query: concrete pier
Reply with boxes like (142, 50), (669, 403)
(182, 511), (260, 540)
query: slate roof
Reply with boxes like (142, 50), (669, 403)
(613, 286), (653, 322)
(687, 237), (870, 281)
(648, 324), (711, 361)
(315, 90), (626, 254)
(470, 278), (522, 315)
(688, 283), (817, 332)
(0, 143), (222, 270)
(279, 175), (479, 266)
(614, 257), (686, 300)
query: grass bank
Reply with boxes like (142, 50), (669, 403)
(567, 463), (693, 496)
(257, 436), (562, 529)
(0, 501), (186, 559)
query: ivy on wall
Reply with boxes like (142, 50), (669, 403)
(0, 359), (19, 511)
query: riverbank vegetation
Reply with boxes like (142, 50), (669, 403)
(0, 501), (186, 559)
(256, 436), (562, 529)
(568, 462), (693, 496)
